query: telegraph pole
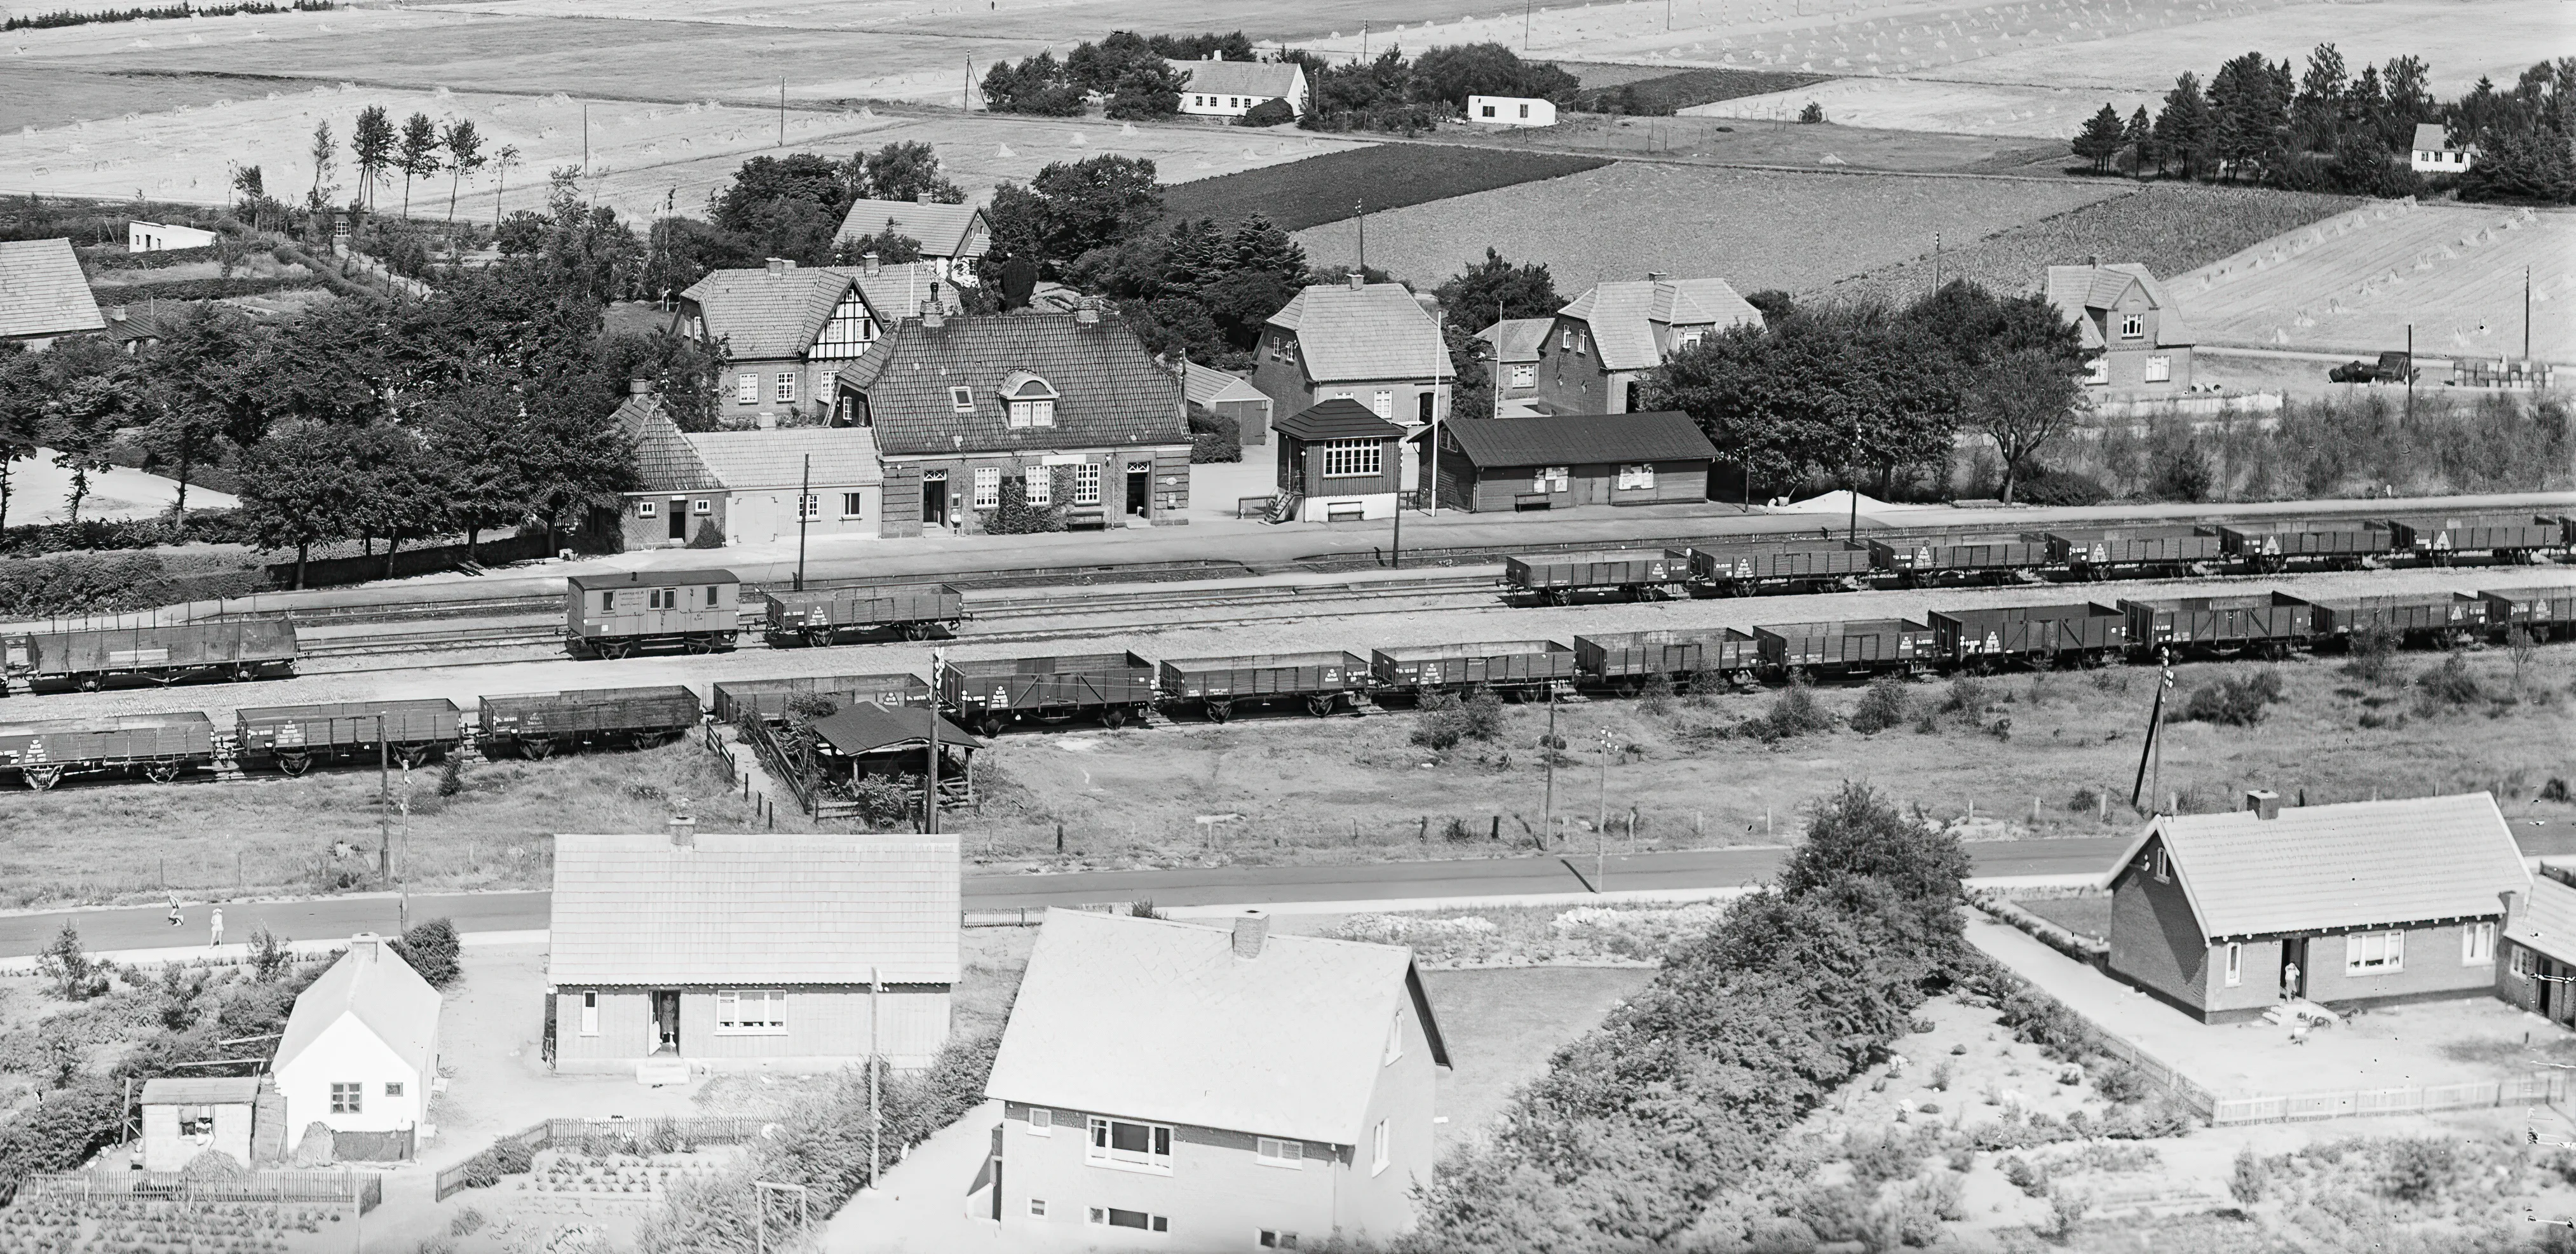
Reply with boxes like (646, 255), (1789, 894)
(1596, 726), (1613, 890)
(2404, 322), (2415, 424)
(778, 76), (787, 148)
(2527, 266), (2535, 365)
(1354, 199), (1366, 271)
(1540, 687), (1558, 849)
(925, 649), (943, 835)
(868, 966), (883, 1187)
(794, 454), (811, 591)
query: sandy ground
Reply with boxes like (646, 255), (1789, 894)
(5, 449), (236, 524)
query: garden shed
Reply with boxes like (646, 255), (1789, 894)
(139, 1076), (260, 1172)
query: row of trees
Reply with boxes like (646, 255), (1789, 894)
(981, 30), (1256, 118)
(981, 33), (1581, 134)
(638, 142), (968, 297)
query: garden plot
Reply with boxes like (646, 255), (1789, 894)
(2173, 200), (2574, 360)
(0, 1196), (330, 1254)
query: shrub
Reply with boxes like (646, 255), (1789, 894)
(2146, 436), (2213, 501)
(1797, 100), (1826, 123)
(1412, 691), (1504, 751)
(2229, 1146), (2267, 1204)
(1637, 671), (1674, 715)
(389, 919), (461, 988)
(2045, 1185), (2089, 1237)
(2343, 623), (2401, 682)
(34, 922), (105, 1002)
(1848, 1131), (1919, 1185)
(2091, 1060), (2149, 1104)
(451, 1208), (487, 1237)
(1237, 97), (1295, 126)
(1736, 680), (1833, 741)
(2014, 465), (2110, 506)
(982, 478), (1066, 536)
(2003, 1154), (2049, 1196)
(848, 774), (919, 831)
(2416, 654), (2482, 708)
(437, 757), (464, 798)
(1937, 675), (1991, 717)
(1847, 675), (1911, 734)
(783, 692), (839, 722)
(2381, 1138), (2455, 1201)
(2176, 669), (2284, 726)
(1186, 408), (1242, 462)
(685, 518), (727, 549)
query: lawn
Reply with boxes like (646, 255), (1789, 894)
(1420, 965), (1657, 1140)
(1808, 183), (2366, 304)
(1158, 144), (1611, 232)
(2014, 894), (2112, 943)
(1289, 159), (2126, 293)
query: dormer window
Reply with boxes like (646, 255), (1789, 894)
(1000, 370), (1058, 428)
(948, 386), (975, 413)
(2119, 314), (2144, 340)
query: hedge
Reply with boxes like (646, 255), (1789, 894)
(0, 509), (256, 560)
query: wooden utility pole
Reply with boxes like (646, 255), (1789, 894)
(1596, 726), (1613, 890)
(778, 76), (787, 147)
(926, 650), (943, 835)
(1540, 687), (1558, 848)
(868, 966), (883, 1184)
(1354, 199), (1366, 271)
(794, 454), (811, 591)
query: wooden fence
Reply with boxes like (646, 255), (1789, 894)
(22, 1170), (381, 1211)
(2208, 1070), (2566, 1127)
(435, 1116), (769, 1201)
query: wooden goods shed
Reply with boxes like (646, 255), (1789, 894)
(1423, 411), (1716, 512)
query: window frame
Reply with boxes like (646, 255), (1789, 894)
(1026, 1107), (1052, 1136)
(1023, 469), (1052, 506)
(330, 1082), (363, 1116)
(2118, 314), (2144, 340)
(2086, 356), (2109, 385)
(948, 385), (976, 413)
(692, 498), (712, 515)
(384, 1081), (405, 1098)
(796, 494), (821, 522)
(1369, 389), (1393, 419)
(1383, 1013), (1404, 1066)
(1085, 1116), (1174, 1175)
(1029, 1199), (1048, 1218)
(713, 988), (789, 1035)
(1256, 1136), (1303, 1168)
(2514, 946), (2537, 978)
(1007, 398), (1056, 428)
(840, 491), (866, 520)
(1509, 363), (1535, 389)
(2223, 941), (2242, 987)
(2150, 845), (2169, 883)
(735, 373), (758, 405)
(1319, 438), (1382, 478)
(2344, 930), (2405, 974)
(1370, 1119), (1390, 1176)
(775, 372), (797, 403)
(972, 466), (1001, 509)
(636, 499), (658, 518)
(1616, 463), (1656, 491)
(1073, 462), (1102, 506)
(579, 990), (599, 1037)
(2143, 354), (2173, 382)
(2464, 920), (2496, 964)
(1259, 1232), (1300, 1250)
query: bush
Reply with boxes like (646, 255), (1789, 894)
(1411, 690), (1505, 751)
(1798, 100), (1826, 123)
(2415, 654), (2483, 708)
(2176, 669), (2283, 726)
(686, 518), (727, 548)
(1938, 675), (1992, 717)
(982, 477), (1067, 536)
(437, 757), (464, 798)
(2343, 623), (2401, 682)
(2012, 465), (2110, 506)
(390, 919), (461, 988)
(1847, 675), (1912, 734)
(1186, 408), (1242, 462)
(1735, 680), (1833, 741)
(1237, 97), (1295, 126)
(2381, 1138), (2455, 1201)
(1637, 671), (1675, 715)
(848, 773), (920, 830)
(2229, 1146), (2267, 1204)
(2003, 1154), (2050, 1196)
(2145, 436), (2213, 501)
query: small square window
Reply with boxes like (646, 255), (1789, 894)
(384, 1081), (404, 1098)
(949, 386), (975, 412)
(841, 492), (865, 518)
(692, 499), (712, 515)
(1027, 1107), (1052, 1136)
(1029, 1199), (1047, 1218)
(637, 500), (657, 518)
(330, 1083), (362, 1115)
(1256, 1136), (1302, 1168)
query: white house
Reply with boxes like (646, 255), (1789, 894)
(1468, 95), (1557, 127)
(1170, 57), (1306, 119)
(128, 221), (220, 253)
(272, 934), (441, 1154)
(2410, 123), (2474, 173)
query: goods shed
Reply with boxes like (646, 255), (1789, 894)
(1422, 411), (1716, 512)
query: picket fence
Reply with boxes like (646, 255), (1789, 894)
(19, 1169), (381, 1211)
(2208, 1069), (2566, 1127)
(435, 1116), (768, 1201)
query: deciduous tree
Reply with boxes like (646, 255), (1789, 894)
(395, 111), (441, 219)
(440, 119), (487, 225)
(1971, 349), (2088, 503)
(350, 105), (394, 212)
(856, 141), (965, 204)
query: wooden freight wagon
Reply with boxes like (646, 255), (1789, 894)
(1866, 535), (2051, 585)
(478, 686), (704, 758)
(1573, 629), (1755, 692)
(712, 673), (930, 725)
(2308, 594), (2487, 646)
(6, 617), (296, 692)
(0, 711), (215, 790)
(1686, 540), (1871, 595)
(1369, 641), (1575, 700)
(2478, 586), (2576, 642)
(234, 698), (464, 774)
(1157, 651), (1371, 720)
(564, 569), (740, 659)
(2381, 513), (2565, 563)
(2038, 526), (2223, 578)
(1752, 619), (1934, 678)
(2118, 592), (2314, 658)
(761, 583), (964, 646)
(939, 652), (1156, 735)
(1925, 603), (2129, 669)
(2214, 522), (2395, 571)
(1502, 550), (1691, 604)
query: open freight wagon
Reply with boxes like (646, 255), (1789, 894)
(712, 673), (931, 725)
(761, 583), (965, 645)
(1924, 603), (2129, 669)
(1752, 619), (1935, 678)
(2215, 522), (2396, 571)
(234, 698), (464, 774)
(1369, 641), (1576, 700)
(4, 618), (297, 694)
(2119, 592), (2314, 658)
(1502, 550), (1692, 604)
(1573, 629), (1756, 692)
(1157, 651), (1372, 720)
(1865, 535), (2051, 585)
(1687, 540), (1872, 595)
(2380, 513), (2566, 563)
(2037, 526), (2223, 579)
(939, 652), (1156, 735)
(2305, 593), (2488, 647)
(2478, 586), (2576, 641)
(477, 687), (704, 758)
(0, 711), (216, 790)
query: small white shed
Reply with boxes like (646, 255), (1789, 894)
(1468, 95), (1557, 127)
(139, 1076), (259, 1172)
(272, 934), (441, 1147)
(128, 222), (220, 253)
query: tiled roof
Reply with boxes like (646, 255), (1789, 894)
(832, 199), (989, 258)
(1275, 397), (1405, 441)
(140, 1077), (261, 1105)
(2411, 123), (2449, 152)
(1559, 278), (1761, 371)
(1477, 317), (1553, 364)
(0, 238), (105, 339)
(1168, 58), (1302, 98)
(549, 833), (960, 986)
(1181, 361), (1265, 407)
(810, 703), (982, 755)
(984, 910), (1446, 1143)
(275, 941), (442, 1074)
(620, 394), (724, 494)
(2044, 263), (2193, 349)
(682, 262), (958, 361)
(1265, 283), (1453, 385)
(684, 426), (883, 490)
(2100, 793), (2527, 941)
(2509, 873), (2576, 967)
(1437, 410), (1716, 468)
(841, 315), (1188, 457)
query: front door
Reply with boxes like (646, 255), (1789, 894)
(2279, 939), (2308, 1001)
(1126, 464), (1151, 518)
(651, 990), (680, 1053)
(921, 473), (950, 527)
(667, 498), (687, 542)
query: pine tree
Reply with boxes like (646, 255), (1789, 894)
(2122, 105), (2157, 176)
(351, 105), (395, 213)
(2155, 72), (2215, 179)
(2073, 104), (2127, 172)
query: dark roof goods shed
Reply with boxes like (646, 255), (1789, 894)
(1275, 398), (1407, 442)
(840, 314), (1188, 456)
(809, 703), (985, 756)
(1437, 411), (1718, 468)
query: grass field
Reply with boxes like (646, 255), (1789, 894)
(1807, 183), (2365, 304)
(2016, 892), (2112, 941)
(1424, 115), (2052, 173)
(1573, 65), (1830, 112)
(1158, 145), (1608, 231)
(1291, 159), (2127, 293)
(1683, 75), (2159, 140)
(2174, 201), (2574, 360)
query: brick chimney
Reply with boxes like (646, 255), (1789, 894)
(2502, 888), (2525, 934)
(1346, 273), (1366, 292)
(1074, 300), (1100, 327)
(916, 191), (932, 203)
(628, 377), (653, 396)
(766, 257), (794, 274)
(863, 251), (881, 276)
(2243, 789), (2281, 819)
(1232, 909), (1270, 960)
(349, 932), (383, 962)
(668, 814), (697, 848)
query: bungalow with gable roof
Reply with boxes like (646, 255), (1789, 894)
(830, 197), (993, 280)
(548, 830), (961, 1081)
(2498, 865), (2576, 1025)
(1170, 56), (1307, 119)
(674, 255), (960, 427)
(0, 238), (106, 349)
(1182, 360), (1274, 447)
(2099, 790), (2526, 1023)
(984, 908), (1449, 1248)
(1535, 274), (1763, 416)
(613, 384), (885, 549)
(835, 309), (1193, 535)
(271, 933), (441, 1160)
(2044, 261), (2195, 398)
(2410, 122), (2475, 173)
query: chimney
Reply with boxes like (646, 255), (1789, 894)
(863, 251), (881, 276)
(628, 377), (653, 396)
(766, 257), (794, 274)
(1346, 273), (1366, 292)
(923, 307), (946, 330)
(668, 814), (698, 848)
(349, 932), (383, 962)
(2243, 789), (2281, 820)
(1645, 271), (1669, 283)
(916, 191), (932, 204)
(1231, 909), (1270, 959)
(1074, 300), (1100, 327)
(2502, 888), (2525, 934)
(108, 305), (128, 323)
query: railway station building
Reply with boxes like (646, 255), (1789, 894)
(1421, 410), (1718, 512)
(1251, 277), (1453, 488)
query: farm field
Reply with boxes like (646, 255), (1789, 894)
(1684, 75), (2157, 140)
(1157, 145), (1608, 231)
(2173, 200), (2575, 361)
(1808, 183), (2365, 304)
(1425, 116), (2052, 173)
(1574, 65), (1832, 110)
(1290, 159), (2127, 293)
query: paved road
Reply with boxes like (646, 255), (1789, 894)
(0, 838), (2141, 956)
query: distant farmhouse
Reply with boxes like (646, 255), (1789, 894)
(674, 256), (960, 428)
(830, 198), (992, 278)
(1536, 275), (1763, 415)
(1170, 56), (1306, 119)
(1468, 95), (1557, 127)
(128, 220), (219, 253)
(2100, 791), (2525, 1023)
(2045, 262), (2195, 398)
(985, 908), (1449, 1249)
(0, 238), (105, 349)
(2410, 122), (2475, 173)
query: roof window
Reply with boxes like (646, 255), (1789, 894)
(948, 386), (975, 412)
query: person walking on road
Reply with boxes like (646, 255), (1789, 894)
(209, 907), (224, 949)
(166, 897), (184, 929)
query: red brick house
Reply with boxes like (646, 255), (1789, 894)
(1475, 317), (1552, 412)
(1250, 278), (1453, 436)
(1534, 275), (1761, 415)
(2099, 791), (2525, 1023)
(2044, 262), (2195, 398)
(833, 310), (1192, 536)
